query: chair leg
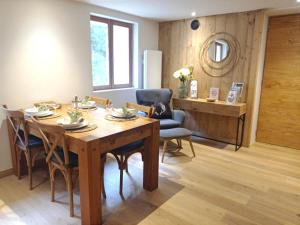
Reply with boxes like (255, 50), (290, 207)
(17, 149), (21, 180)
(188, 138), (196, 157)
(66, 169), (74, 217)
(25, 151), (33, 190)
(119, 154), (124, 196)
(49, 165), (55, 202)
(176, 139), (180, 148)
(176, 139), (182, 149)
(161, 140), (168, 163)
(101, 155), (106, 199)
(125, 161), (129, 173)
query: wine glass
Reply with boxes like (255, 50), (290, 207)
(50, 103), (60, 115)
(105, 103), (113, 114)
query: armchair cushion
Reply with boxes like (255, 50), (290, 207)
(136, 89), (173, 119)
(172, 110), (185, 124)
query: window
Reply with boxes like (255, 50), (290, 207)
(90, 16), (133, 90)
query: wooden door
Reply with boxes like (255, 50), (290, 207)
(256, 14), (300, 149)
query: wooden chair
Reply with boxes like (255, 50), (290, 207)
(90, 96), (111, 107)
(31, 117), (106, 216)
(1, 105), (44, 190)
(31, 117), (78, 217)
(109, 103), (153, 196)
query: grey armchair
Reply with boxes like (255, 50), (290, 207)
(136, 89), (185, 129)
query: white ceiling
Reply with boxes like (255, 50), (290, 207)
(77, 0), (299, 21)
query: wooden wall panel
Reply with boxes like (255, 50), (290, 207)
(256, 14), (300, 150)
(159, 10), (265, 145)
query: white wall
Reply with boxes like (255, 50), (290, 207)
(0, 0), (158, 172)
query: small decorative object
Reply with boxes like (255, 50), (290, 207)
(111, 107), (136, 119)
(34, 101), (61, 110)
(226, 90), (238, 105)
(231, 82), (244, 101)
(206, 98), (216, 102)
(190, 80), (198, 99)
(191, 19), (200, 30)
(173, 66), (194, 98)
(37, 104), (49, 112)
(209, 87), (219, 101)
(79, 96), (96, 109)
(82, 96), (91, 104)
(67, 110), (83, 124)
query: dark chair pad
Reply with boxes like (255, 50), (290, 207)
(160, 119), (181, 129)
(160, 128), (192, 139)
(112, 140), (144, 155)
(51, 148), (78, 168)
(16, 131), (43, 150)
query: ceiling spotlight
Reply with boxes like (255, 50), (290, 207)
(191, 12), (196, 17)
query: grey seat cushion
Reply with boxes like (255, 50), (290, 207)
(160, 128), (192, 139)
(160, 119), (181, 129)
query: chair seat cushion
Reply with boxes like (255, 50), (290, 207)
(112, 140), (144, 155)
(16, 131), (43, 150)
(160, 128), (192, 139)
(52, 148), (78, 168)
(160, 119), (181, 129)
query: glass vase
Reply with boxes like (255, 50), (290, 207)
(178, 81), (187, 98)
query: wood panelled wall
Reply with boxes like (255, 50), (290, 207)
(257, 14), (300, 150)
(159, 10), (265, 145)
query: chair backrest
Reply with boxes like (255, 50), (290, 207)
(1, 105), (29, 149)
(136, 89), (173, 106)
(126, 102), (153, 118)
(90, 96), (111, 107)
(31, 117), (70, 167)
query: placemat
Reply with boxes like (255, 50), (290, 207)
(105, 114), (138, 122)
(67, 124), (98, 133)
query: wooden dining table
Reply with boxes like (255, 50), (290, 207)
(7, 105), (160, 225)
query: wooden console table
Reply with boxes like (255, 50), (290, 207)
(173, 98), (246, 151)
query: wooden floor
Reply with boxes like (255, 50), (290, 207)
(0, 140), (300, 225)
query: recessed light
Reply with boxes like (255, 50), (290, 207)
(191, 12), (196, 17)
(297, 0), (300, 2)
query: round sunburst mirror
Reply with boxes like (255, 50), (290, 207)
(200, 32), (240, 77)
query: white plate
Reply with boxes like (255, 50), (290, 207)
(57, 118), (88, 130)
(111, 108), (136, 118)
(78, 101), (96, 109)
(25, 108), (53, 117)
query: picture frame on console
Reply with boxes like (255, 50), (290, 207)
(226, 90), (238, 104)
(209, 87), (219, 101)
(190, 80), (198, 98)
(231, 82), (244, 101)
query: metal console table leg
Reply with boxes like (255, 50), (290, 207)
(235, 114), (246, 151)
(191, 114), (246, 151)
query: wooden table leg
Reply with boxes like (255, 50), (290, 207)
(143, 121), (160, 191)
(78, 141), (102, 225)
